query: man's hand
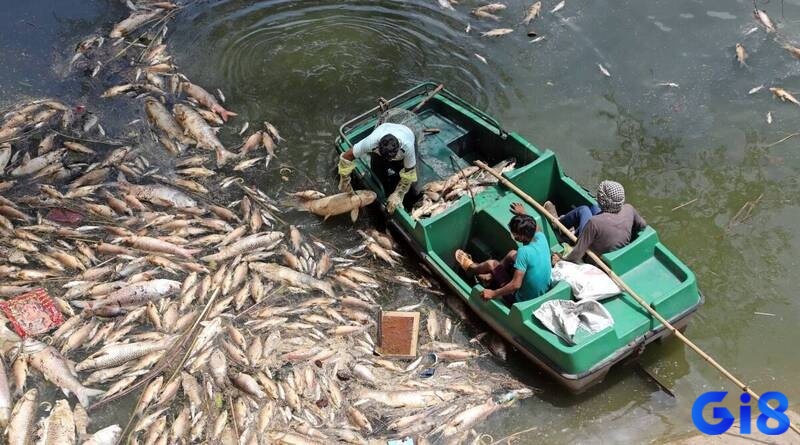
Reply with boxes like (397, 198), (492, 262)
(510, 202), (526, 215)
(481, 289), (495, 300)
(551, 252), (562, 266)
(338, 174), (353, 193)
(386, 191), (402, 214)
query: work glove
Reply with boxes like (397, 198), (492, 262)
(338, 153), (355, 193)
(386, 167), (417, 214)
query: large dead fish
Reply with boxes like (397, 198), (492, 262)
(201, 232), (284, 263)
(144, 97), (194, 145)
(6, 389), (37, 445)
(249, 262), (335, 297)
(174, 104), (237, 166)
(37, 399), (75, 445)
(122, 236), (200, 259)
(10, 149), (65, 177)
(25, 339), (103, 407)
(181, 82), (237, 122)
(117, 179), (197, 208)
(293, 190), (376, 222)
(109, 9), (163, 38)
(75, 279), (181, 315)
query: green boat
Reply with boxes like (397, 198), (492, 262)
(335, 82), (703, 393)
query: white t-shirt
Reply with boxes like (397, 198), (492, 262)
(352, 123), (416, 169)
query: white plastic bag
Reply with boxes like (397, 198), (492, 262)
(550, 260), (621, 301)
(533, 299), (614, 345)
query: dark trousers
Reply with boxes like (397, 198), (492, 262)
(560, 204), (601, 236)
(370, 154), (402, 194)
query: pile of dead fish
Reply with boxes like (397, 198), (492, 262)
(412, 160), (515, 221)
(0, 2), (533, 444)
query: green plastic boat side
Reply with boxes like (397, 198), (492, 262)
(335, 83), (703, 380)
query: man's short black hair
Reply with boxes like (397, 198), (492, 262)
(509, 214), (537, 239)
(377, 134), (400, 159)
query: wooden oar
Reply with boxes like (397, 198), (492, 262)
(411, 83), (444, 113)
(474, 160), (800, 436)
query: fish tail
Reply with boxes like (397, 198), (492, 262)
(77, 387), (105, 407)
(215, 147), (238, 167)
(214, 106), (237, 122)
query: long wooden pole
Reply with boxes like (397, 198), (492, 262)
(474, 160), (800, 436)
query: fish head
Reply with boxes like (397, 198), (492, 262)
(354, 190), (377, 206)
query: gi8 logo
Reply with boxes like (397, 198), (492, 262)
(692, 391), (790, 435)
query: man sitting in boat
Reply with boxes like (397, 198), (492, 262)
(454, 203), (552, 305)
(552, 180), (647, 263)
(337, 122), (417, 214)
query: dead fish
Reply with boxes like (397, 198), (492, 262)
(475, 53), (488, 64)
(472, 10), (501, 21)
(754, 8), (776, 33)
(437, 0), (455, 11)
(523, 1), (541, 24)
(202, 232), (283, 262)
(597, 63), (611, 77)
(118, 181), (197, 208)
(110, 9), (163, 38)
(76, 279), (181, 315)
(249, 262), (335, 297)
(6, 389), (37, 445)
(122, 236), (200, 259)
(767, 111), (773, 124)
(481, 28), (513, 37)
(264, 121), (283, 142)
(293, 191), (377, 222)
(81, 425), (121, 445)
(10, 149), (65, 177)
(25, 339), (104, 407)
(655, 82), (679, 88)
(173, 104), (237, 166)
(783, 43), (800, 59)
(770, 87), (800, 106)
(550, 0), (565, 13)
(37, 399), (75, 445)
(145, 97), (194, 145)
(427, 310), (440, 341)
(0, 360), (9, 427)
(233, 156), (263, 171)
(748, 85), (764, 95)
(735, 43), (747, 66)
(181, 82), (237, 122)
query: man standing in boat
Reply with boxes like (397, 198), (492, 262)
(337, 109), (422, 214)
(551, 180), (647, 263)
(454, 203), (552, 305)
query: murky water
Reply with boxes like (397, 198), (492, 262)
(4, 0), (800, 443)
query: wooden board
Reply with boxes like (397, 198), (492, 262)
(376, 311), (419, 358)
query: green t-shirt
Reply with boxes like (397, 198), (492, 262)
(513, 232), (552, 302)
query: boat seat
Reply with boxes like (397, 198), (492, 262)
(509, 281), (572, 324)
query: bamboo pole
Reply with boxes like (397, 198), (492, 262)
(474, 160), (800, 436)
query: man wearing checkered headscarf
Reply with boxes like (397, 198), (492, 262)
(556, 180), (648, 263)
(596, 180), (625, 213)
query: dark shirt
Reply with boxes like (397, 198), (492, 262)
(565, 204), (647, 262)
